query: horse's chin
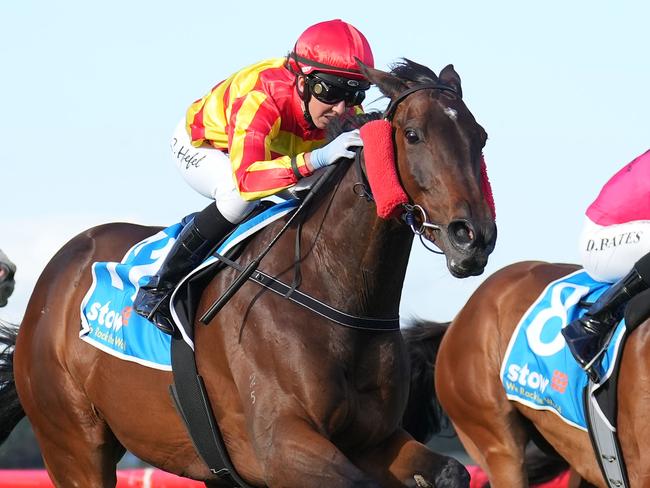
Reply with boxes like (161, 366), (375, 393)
(446, 254), (488, 278)
(422, 226), (494, 279)
(418, 238), (487, 278)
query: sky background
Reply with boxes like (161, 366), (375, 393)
(1, 0), (648, 325)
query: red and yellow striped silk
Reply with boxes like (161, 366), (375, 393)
(186, 58), (327, 201)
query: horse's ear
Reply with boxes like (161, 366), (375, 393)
(439, 64), (463, 98)
(356, 58), (408, 98)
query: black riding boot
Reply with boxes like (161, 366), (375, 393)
(133, 204), (235, 334)
(562, 253), (650, 379)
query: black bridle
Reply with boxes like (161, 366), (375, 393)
(358, 82), (460, 254)
(382, 83), (458, 121)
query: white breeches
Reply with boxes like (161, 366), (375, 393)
(170, 119), (258, 224)
(579, 217), (650, 282)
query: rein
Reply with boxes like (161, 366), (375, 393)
(201, 161), (401, 331)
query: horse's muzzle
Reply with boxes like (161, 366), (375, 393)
(443, 219), (497, 277)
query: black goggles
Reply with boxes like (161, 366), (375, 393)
(306, 73), (369, 107)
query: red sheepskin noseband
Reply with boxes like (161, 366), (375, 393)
(359, 119), (496, 220)
(359, 120), (408, 219)
(480, 155), (496, 220)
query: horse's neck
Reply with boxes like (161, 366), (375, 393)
(356, 217), (414, 317)
(304, 166), (414, 318)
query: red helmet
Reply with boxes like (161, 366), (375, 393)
(288, 19), (374, 80)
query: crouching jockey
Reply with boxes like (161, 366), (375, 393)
(133, 19), (375, 334)
(562, 149), (650, 379)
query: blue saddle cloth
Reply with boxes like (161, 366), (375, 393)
(500, 269), (626, 430)
(79, 199), (299, 370)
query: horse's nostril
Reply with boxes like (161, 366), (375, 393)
(448, 220), (475, 247)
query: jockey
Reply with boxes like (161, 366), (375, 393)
(562, 149), (650, 377)
(0, 249), (16, 308)
(134, 19), (374, 333)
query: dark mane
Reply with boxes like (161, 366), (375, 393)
(326, 58), (442, 141)
(326, 111), (383, 141)
(401, 319), (450, 442)
(389, 58), (439, 85)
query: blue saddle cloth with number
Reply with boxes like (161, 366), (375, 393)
(500, 269), (626, 430)
(79, 199), (299, 370)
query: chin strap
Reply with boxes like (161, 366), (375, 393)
(286, 55), (317, 129)
(298, 80), (317, 129)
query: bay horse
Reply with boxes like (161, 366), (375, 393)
(0, 59), (496, 487)
(432, 261), (635, 487)
(401, 319), (589, 488)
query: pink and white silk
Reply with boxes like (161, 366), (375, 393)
(580, 149), (650, 282)
(586, 149), (650, 226)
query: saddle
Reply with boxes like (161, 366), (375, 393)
(624, 287), (650, 330)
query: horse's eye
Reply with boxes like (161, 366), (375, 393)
(404, 128), (420, 144)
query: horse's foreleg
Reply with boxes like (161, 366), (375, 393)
(258, 416), (381, 488)
(352, 428), (469, 488)
(453, 420), (528, 487)
(38, 432), (125, 488)
(441, 372), (529, 487)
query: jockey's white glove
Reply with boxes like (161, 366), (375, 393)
(309, 129), (363, 170)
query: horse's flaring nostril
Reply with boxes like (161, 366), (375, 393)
(448, 220), (475, 249)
